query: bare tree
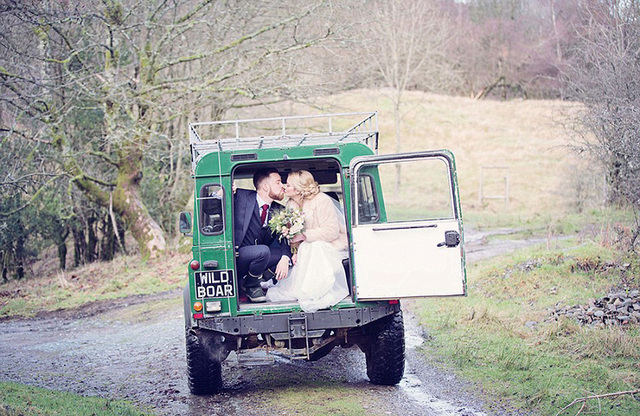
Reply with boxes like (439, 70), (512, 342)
(442, 0), (582, 99)
(564, 0), (640, 247)
(0, 0), (334, 258)
(355, 0), (452, 190)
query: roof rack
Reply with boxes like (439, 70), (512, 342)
(188, 112), (378, 171)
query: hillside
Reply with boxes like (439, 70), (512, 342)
(232, 90), (593, 221)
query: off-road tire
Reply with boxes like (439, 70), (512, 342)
(365, 310), (405, 385)
(185, 327), (222, 395)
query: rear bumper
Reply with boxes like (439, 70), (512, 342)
(194, 303), (401, 336)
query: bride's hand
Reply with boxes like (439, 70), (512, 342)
(291, 253), (298, 266)
(275, 256), (290, 280)
(291, 233), (306, 243)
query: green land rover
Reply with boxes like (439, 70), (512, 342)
(179, 112), (466, 394)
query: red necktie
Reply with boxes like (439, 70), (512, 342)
(260, 204), (269, 226)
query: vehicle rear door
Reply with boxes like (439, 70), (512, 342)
(349, 151), (466, 300)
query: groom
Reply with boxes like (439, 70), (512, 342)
(234, 168), (291, 302)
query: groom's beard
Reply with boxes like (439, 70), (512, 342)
(269, 189), (284, 201)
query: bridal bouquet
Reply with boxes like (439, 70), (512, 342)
(269, 208), (304, 252)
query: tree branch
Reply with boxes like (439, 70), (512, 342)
(88, 150), (119, 167)
(555, 389), (640, 416)
(0, 126), (52, 145)
(176, 0), (215, 25)
(0, 175), (61, 217)
(154, 1), (322, 74)
(1, 172), (60, 187)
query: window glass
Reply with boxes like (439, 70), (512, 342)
(357, 157), (454, 223)
(357, 174), (379, 224)
(199, 184), (224, 235)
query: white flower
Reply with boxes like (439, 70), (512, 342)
(289, 223), (303, 235)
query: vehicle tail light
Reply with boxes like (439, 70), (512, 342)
(193, 301), (203, 312)
(190, 260), (200, 270)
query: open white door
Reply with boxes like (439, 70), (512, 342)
(350, 151), (466, 300)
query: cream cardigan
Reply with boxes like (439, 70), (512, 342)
(287, 192), (348, 253)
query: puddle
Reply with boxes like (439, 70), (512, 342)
(399, 366), (488, 416)
(399, 316), (489, 416)
(404, 330), (425, 349)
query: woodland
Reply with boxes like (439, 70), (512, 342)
(1, 0), (639, 279)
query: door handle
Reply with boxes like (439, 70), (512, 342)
(437, 230), (460, 247)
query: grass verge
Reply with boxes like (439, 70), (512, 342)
(0, 252), (189, 319)
(412, 237), (640, 415)
(0, 382), (150, 416)
(464, 206), (637, 235)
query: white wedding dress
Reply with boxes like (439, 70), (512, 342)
(266, 198), (349, 313)
(266, 241), (349, 312)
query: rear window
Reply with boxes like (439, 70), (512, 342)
(199, 184), (224, 235)
(357, 174), (379, 224)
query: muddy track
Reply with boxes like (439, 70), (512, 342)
(0, 229), (537, 415)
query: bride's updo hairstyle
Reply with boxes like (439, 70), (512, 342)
(288, 170), (320, 200)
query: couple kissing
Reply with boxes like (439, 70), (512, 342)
(234, 168), (349, 312)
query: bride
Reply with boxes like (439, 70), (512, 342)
(266, 170), (349, 312)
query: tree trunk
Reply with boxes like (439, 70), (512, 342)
(56, 226), (69, 270)
(100, 217), (114, 261)
(16, 235), (25, 279)
(72, 226), (85, 267)
(113, 146), (166, 259)
(87, 216), (97, 263)
(2, 251), (8, 284)
(58, 242), (67, 270)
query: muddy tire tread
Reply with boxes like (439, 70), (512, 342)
(365, 310), (405, 385)
(185, 328), (222, 395)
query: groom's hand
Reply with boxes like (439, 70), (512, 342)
(275, 255), (290, 280)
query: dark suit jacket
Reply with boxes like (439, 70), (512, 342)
(234, 188), (291, 258)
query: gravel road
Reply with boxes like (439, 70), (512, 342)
(0, 228), (536, 415)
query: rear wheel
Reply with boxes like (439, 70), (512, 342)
(365, 311), (405, 385)
(185, 327), (223, 395)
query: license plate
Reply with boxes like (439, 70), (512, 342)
(194, 270), (235, 298)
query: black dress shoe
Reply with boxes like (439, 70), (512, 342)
(246, 286), (267, 303)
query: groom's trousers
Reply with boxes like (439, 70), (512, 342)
(237, 244), (282, 289)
